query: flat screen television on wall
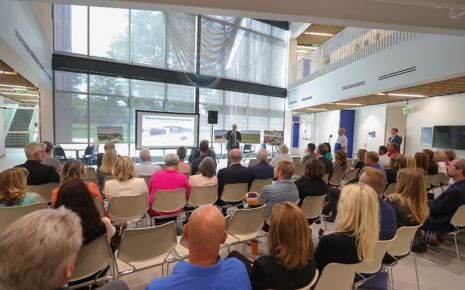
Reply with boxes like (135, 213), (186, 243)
(432, 126), (465, 150)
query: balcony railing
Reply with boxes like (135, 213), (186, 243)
(289, 28), (418, 87)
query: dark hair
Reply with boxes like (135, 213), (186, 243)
(303, 159), (325, 180)
(177, 147), (187, 161)
(55, 178), (106, 245)
(199, 140), (209, 153)
(199, 157), (216, 178)
(318, 144), (327, 155)
(422, 149), (434, 160)
(392, 128), (398, 133)
(323, 142), (331, 153)
(307, 143), (316, 152)
(378, 146), (388, 155)
(335, 150), (347, 170)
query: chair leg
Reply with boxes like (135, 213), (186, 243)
(454, 233), (462, 274)
(413, 254), (420, 290)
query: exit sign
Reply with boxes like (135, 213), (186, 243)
(402, 107), (413, 115)
(15, 88), (27, 94)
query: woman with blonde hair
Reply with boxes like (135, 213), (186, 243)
(314, 183), (379, 271)
(97, 148), (118, 188)
(434, 151), (447, 174)
(105, 156), (148, 200)
(405, 156), (417, 169)
(0, 168), (44, 207)
(249, 202), (316, 289)
(443, 149), (456, 165)
(51, 160), (103, 208)
(385, 153), (406, 184)
(414, 152), (429, 176)
(353, 149), (367, 170)
(386, 168), (429, 227)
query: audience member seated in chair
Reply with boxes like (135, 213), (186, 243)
(314, 184), (379, 272)
(55, 178), (115, 245)
(387, 142), (399, 157)
(316, 143), (333, 175)
(97, 148), (118, 190)
(189, 157), (218, 187)
(245, 160), (299, 231)
(191, 140), (216, 175)
(15, 141), (60, 185)
(414, 152), (430, 176)
(385, 153), (406, 184)
(365, 151), (387, 178)
(146, 205), (251, 290)
(41, 141), (63, 174)
(105, 157), (148, 200)
(269, 144), (293, 168)
(0, 207), (129, 290)
(249, 202), (317, 290)
(422, 158), (465, 245)
(148, 153), (190, 218)
(96, 142), (115, 168)
(135, 148), (161, 176)
(301, 142), (316, 165)
(332, 150), (348, 173)
(295, 159), (329, 206)
(353, 149), (367, 172)
(250, 149), (274, 181)
(378, 145), (390, 169)
(0, 168), (44, 208)
(51, 160), (103, 208)
(423, 149), (439, 176)
(217, 149), (251, 206)
(443, 149), (456, 166)
(177, 146), (192, 176)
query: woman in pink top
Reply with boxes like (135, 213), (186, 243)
(189, 157), (218, 187)
(148, 153), (190, 217)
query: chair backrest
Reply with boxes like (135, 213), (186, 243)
(54, 147), (66, 158)
(243, 144), (252, 151)
(343, 168), (358, 182)
(249, 179), (272, 193)
(292, 156), (302, 165)
(440, 172), (451, 185)
(117, 221), (177, 264)
(429, 174), (442, 187)
(346, 159), (353, 169)
(188, 185), (218, 207)
(221, 183), (249, 203)
(103, 175), (114, 183)
(152, 188), (187, 212)
(383, 182), (397, 196)
(27, 182), (59, 202)
(140, 175), (151, 189)
(228, 205), (266, 241)
(85, 177), (99, 188)
(451, 204), (465, 228)
(69, 235), (113, 282)
(314, 262), (360, 290)
(329, 171), (344, 186)
(388, 225), (422, 257)
(294, 164), (305, 177)
(0, 203), (47, 234)
(94, 198), (105, 217)
(248, 159), (258, 167)
(300, 195), (327, 220)
(322, 173), (329, 183)
(85, 167), (97, 178)
(356, 237), (396, 274)
(108, 194), (148, 224)
(84, 146), (96, 156)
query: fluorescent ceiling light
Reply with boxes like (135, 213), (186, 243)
(1, 92), (39, 97)
(388, 93), (426, 98)
(297, 45), (319, 50)
(304, 32), (334, 37)
(333, 102), (362, 106)
(306, 108), (325, 111)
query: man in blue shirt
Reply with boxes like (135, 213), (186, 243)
(365, 151), (387, 179)
(146, 205), (251, 290)
(250, 149), (274, 181)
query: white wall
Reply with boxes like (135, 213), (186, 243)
(0, 99), (5, 157)
(405, 93), (465, 158)
(314, 110), (340, 150)
(353, 104), (387, 153)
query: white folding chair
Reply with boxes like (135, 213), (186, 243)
(220, 183), (249, 208)
(0, 202), (47, 234)
(294, 164), (305, 177)
(115, 221), (177, 277)
(249, 179), (272, 194)
(68, 235), (114, 289)
(343, 168), (358, 184)
(300, 195), (327, 228)
(108, 194), (149, 226)
(226, 205), (266, 253)
(328, 171), (344, 187)
(27, 182), (58, 203)
(383, 182), (397, 196)
(85, 167), (97, 178)
(313, 262), (360, 290)
(187, 185), (218, 207)
(151, 188), (187, 219)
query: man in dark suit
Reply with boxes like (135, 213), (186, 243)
(422, 158), (465, 243)
(387, 128), (402, 148)
(226, 124), (242, 151)
(15, 142), (60, 185)
(316, 143), (333, 174)
(250, 149), (274, 181)
(190, 140), (213, 175)
(217, 149), (251, 204)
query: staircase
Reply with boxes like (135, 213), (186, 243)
(5, 109), (34, 148)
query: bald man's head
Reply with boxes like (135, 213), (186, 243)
(184, 205), (227, 253)
(229, 148), (242, 163)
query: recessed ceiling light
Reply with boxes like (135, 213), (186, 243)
(388, 93), (426, 98)
(304, 32), (334, 37)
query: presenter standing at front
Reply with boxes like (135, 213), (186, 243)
(334, 127), (348, 153)
(226, 123), (242, 151)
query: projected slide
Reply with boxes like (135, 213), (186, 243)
(136, 111), (199, 149)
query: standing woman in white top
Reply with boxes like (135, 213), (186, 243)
(105, 156), (148, 200)
(269, 144), (293, 168)
(189, 157), (218, 187)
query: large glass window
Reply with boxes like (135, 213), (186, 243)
(54, 5), (88, 55)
